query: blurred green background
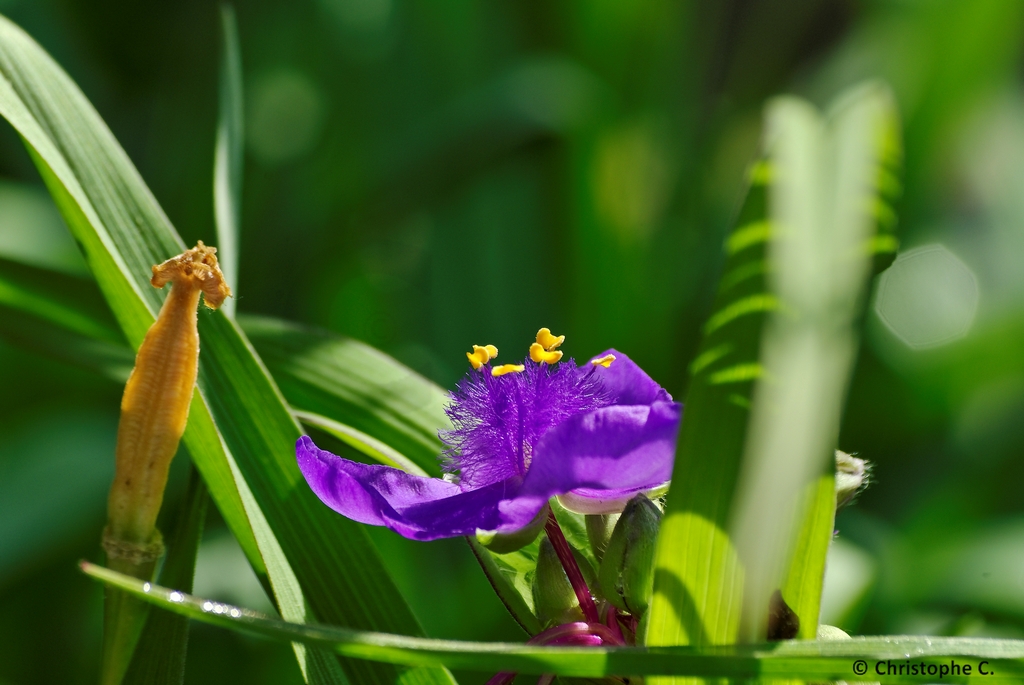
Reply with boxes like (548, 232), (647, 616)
(1, 1), (1024, 683)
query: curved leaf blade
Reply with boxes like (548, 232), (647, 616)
(84, 562), (1024, 683)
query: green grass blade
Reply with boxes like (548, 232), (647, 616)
(241, 314), (451, 476)
(730, 85), (901, 641)
(0, 255), (124, 344)
(647, 84), (901, 666)
(778, 474), (835, 640)
(295, 409), (429, 476)
(123, 467), (208, 685)
(646, 161), (771, 654)
(83, 563), (1024, 683)
(0, 255), (134, 381)
(0, 304), (133, 381)
(0, 14), (453, 685)
(213, 4), (243, 316)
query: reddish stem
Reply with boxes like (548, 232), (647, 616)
(544, 511), (600, 624)
(604, 605), (625, 645)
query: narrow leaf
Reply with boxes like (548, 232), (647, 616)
(647, 83), (901, 668)
(242, 314), (451, 476)
(295, 409), (429, 476)
(646, 158), (771, 652)
(213, 4), (243, 316)
(84, 563), (1024, 683)
(730, 85), (901, 640)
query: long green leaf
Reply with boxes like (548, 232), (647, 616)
(647, 83), (901, 665)
(0, 252), (132, 380)
(123, 467), (208, 685)
(241, 314), (451, 476)
(729, 85), (900, 640)
(0, 14), (452, 685)
(0, 303), (133, 381)
(0, 255), (123, 344)
(645, 159), (770, 654)
(213, 4), (243, 316)
(84, 563), (1024, 683)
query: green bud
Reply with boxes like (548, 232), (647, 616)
(816, 626), (879, 685)
(532, 536), (584, 627)
(585, 513), (620, 563)
(817, 624), (851, 640)
(475, 503), (548, 554)
(597, 494), (661, 616)
(835, 450), (870, 510)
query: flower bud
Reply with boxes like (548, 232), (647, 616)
(817, 624), (851, 640)
(532, 536), (585, 627)
(597, 493), (661, 616)
(585, 513), (619, 563)
(105, 242), (229, 555)
(835, 450), (870, 510)
(476, 504), (548, 554)
(101, 243), (228, 685)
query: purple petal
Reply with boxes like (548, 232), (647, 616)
(297, 436), (539, 540)
(588, 349), (673, 406)
(505, 402), (681, 519)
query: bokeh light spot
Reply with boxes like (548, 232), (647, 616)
(875, 244), (979, 349)
(247, 69), (326, 166)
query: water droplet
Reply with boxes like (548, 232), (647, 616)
(169, 591), (184, 603)
(143, 583), (151, 593)
(229, 608), (241, 618)
(202, 601), (214, 612)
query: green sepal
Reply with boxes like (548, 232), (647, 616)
(476, 503), (548, 554)
(598, 494), (661, 616)
(585, 513), (620, 564)
(532, 536), (584, 627)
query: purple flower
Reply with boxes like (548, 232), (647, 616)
(296, 332), (681, 541)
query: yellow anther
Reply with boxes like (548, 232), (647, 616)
(591, 354), (616, 368)
(467, 344), (498, 370)
(530, 342), (563, 365)
(491, 363), (525, 377)
(535, 327), (565, 351)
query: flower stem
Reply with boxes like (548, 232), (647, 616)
(544, 511), (600, 624)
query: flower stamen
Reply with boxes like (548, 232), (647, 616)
(529, 343), (563, 364)
(591, 354), (616, 368)
(467, 344), (499, 370)
(491, 363), (525, 377)
(536, 327), (564, 351)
